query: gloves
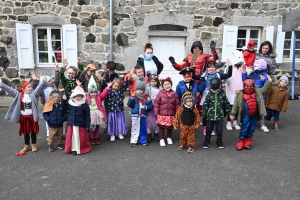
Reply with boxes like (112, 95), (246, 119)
(200, 77), (205, 82)
(169, 56), (175, 64)
(210, 40), (216, 50)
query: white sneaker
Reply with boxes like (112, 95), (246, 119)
(160, 139), (166, 147)
(110, 135), (115, 141)
(167, 138), (173, 145)
(226, 123), (233, 131)
(118, 134), (124, 140)
(232, 122), (241, 130)
(261, 125), (269, 133)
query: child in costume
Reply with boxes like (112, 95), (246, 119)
(202, 77), (231, 149)
(230, 76), (272, 150)
(224, 50), (244, 131)
(107, 78), (130, 141)
(123, 65), (148, 95)
(242, 40), (257, 67)
(86, 76), (112, 145)
(145, 74), (162, 142)
(264, 75), (289, 130)
(173, 92), (201, 153)
(0, 75), (47, 156)
(242, 59), (269, 132)
(127, 80), (153, 147)
(64, 86), (92, 155)
(42, 91), (67, 152)
(154, 78), (180, 147)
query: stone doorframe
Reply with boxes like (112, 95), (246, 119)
(124, 13), (194, 70)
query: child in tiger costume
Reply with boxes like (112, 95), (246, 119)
(173, 92), (201, 153)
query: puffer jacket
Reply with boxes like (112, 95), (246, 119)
(43, 100), (68, 128)
(231, 81), (272, 124)
(256, 53), (276, 82)
(265, 83), (289, 112)
(154, 90), (180, 116)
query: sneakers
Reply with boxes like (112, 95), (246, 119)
(261, 125), (269, 133)
(142, 143), (148, 146)
(49, 145), (54, 152)
(232, 122), (241, 130)
(203, 126), (206, 135)
(216, 139), (224, 149)
(110, 135), (115, 142)
(118, 134), (124, 140)
(130, 143), (136, 147)
(167, 138), (173, 145)
(160, 139), (166, 147)
(236, 138), (246, 150)
(202, 139), (210, 149)
(226, 122), (233, 131)
(57, 144), (64, 150)
(274, 124), (279, 130)
(187, 147), (195, 153)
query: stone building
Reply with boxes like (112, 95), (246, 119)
(0, 0), (300, 90)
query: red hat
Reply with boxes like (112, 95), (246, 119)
(19, 81), (30, 92)
(247, 40), (256, 49)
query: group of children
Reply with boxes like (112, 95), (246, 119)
(0, 49), (290, 156)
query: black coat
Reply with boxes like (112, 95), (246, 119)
(136, 56), (163, 76)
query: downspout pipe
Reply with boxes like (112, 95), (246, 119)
(109, 0), (113, 61)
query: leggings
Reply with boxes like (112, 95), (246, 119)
(24, 133), (37, 145)
(159, 127), (172, 140)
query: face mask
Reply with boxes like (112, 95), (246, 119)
(145, 54), (153, 60)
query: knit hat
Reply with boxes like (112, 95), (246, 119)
(279, 75), (289, 85)
(181, 92), (195, 106)
(191, 41), (203, 53)
(135, 80), (146, 91)
(254, 59), (267, 71)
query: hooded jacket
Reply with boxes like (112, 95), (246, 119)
(154, 90), (180, 117)
(265, 83), (289, 112)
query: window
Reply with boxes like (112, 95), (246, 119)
(35, 27), (62, 67)
(16, 23), (78, 69)
(282, 31), (300, 60)
(236, 28), (261, 51)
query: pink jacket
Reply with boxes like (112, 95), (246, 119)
(86, 87), (110, 121)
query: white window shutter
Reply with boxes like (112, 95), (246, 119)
(62, 24), (78, 67)
(221, 25), (238, 62)
(16, 23), (34, 69)
(266, 26), (274, 44)
(275, 25), (285, 63)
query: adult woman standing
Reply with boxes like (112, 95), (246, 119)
(136, 43), (164, 76)
(256, 41), (276, 82)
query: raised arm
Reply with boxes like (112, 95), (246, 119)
(0, 79), (18, 98)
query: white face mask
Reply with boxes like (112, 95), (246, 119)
(246, 67), (253, 76)
(253, 60), (260, 71)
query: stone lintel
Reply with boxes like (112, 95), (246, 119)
(146, 30), (190, 37)
(233, 16), (270, 27)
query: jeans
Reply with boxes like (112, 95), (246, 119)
(265, 108), (280, 124)
(239, 113), (258, 139)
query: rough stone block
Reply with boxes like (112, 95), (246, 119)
(82, 18), (94, 27)
(102, 34), (115, 44)
(116, 33), (128, 46)
(82, 5), (97, 12)
(252, 3), (261, 10)
(86, 33), (96, 43)
(91, 0), (101, 6)
(11, 79), (20, 90)
(18, 16), (28, 21)
(262, 3), (277, 10)
(201, 32), (211, 39)
(22, 2), (30, 7)
(0, 68), (3, 77)
(95, 19), (108, 27)
(202, 17), (212, 26)
(13, 8), (25, 15)
(70, 18), (81, 25)
(0, 16), (7, 21)
(58, 0), (69, 6)
(73, 6), (82, 12)
(241, 3), (251, 9)
(231, 3), (239, 9)
(78, 0), (90, 5)
(201, 2), (215, 8)
(121, 19), (134, 26)
(0, 36), (12, 45)
(80, 12), (91, 18)
(187, 1), (201, 7)
(213, 17), (224, 27)
(5, 68), (18, 78)
(216, 2), (230, 9)
(3, 7), (12, 14)
(8, 15), (16, 20)
(98, 12), (110, 20)
(1, 77), (11, 86)
(71, 12), (78, 17)
(4, 1), (14, 7)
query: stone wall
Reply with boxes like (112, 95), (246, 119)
(0, 0), (300, 89)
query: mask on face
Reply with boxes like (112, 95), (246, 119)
(145, 54), (153, 60)
(243, 79), (255, 94)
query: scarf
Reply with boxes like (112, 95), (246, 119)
(68, 98), (86, 107)
(136, 93), (147, 101)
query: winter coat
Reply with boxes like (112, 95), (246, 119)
(154, 90), (180, 116)
(256, 52), (276, 82)
(79, 71), (101, 92)
(176, 80), (206, 103)
(107, 79), (130, 112)
(127, 95), (153, 117)
(265, 83), (289, 112)
(0, 81), (45, 123)
(136, 55), (164, 76)
(231, 81), (272, 124)
(86, 87), (109, 121)
(202, 89), (231, 121)
(66, 103), (91, 128)
(43, 100), (68, 128)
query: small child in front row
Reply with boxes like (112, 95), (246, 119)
(107, 78), (130, 141)
(264, 75), (289, 131)
(0, 75), (46, 156)
(202, 77), (231, 149)
(145, 74), (162, 142)
(230, 76), (272, 151)
(43, 91), (67, 152)
(127, 80), (153, 147)
(154, 78), (180, 147)
(173, 92), (201, 153)
(64, 86), (92, 155)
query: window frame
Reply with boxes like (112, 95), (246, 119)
(236, 27), (261, 52)
(282, 31), (300, 62)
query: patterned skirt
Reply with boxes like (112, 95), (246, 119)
(19, 115), (39, 136)
(156, 115), (175, 128)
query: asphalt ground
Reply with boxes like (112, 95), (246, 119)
(0, 96), (300, 199)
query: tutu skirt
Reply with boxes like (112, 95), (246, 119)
(90, 110), (105, 126)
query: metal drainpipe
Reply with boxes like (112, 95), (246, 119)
(109, 0), (113, 61)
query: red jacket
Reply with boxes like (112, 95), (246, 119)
(154, 90), (180, 116)
(243, 50), (256, 66)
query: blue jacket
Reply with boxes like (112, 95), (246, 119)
(242, 70), (268, 99)
(43, 100), (68, 128)
(66, 103), (91, 128)
(176, 80), (206, 103)
(127, 95), (153, 117)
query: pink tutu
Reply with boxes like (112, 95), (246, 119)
(90, 110), (105, 126)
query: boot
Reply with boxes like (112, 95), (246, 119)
(215, 138), (224, 149)
(244, 137), (252, 149)
(95, 138), (101, 145)
(31, 144), (38, 152)
(154, 134), (159, 142)
(20, 145), (30, 152)
(91, 138), (96, 145)
(147, 134), (152, 142)
(236, 138), (245, 151)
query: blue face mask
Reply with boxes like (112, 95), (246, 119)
(145, 54), (153, 60)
